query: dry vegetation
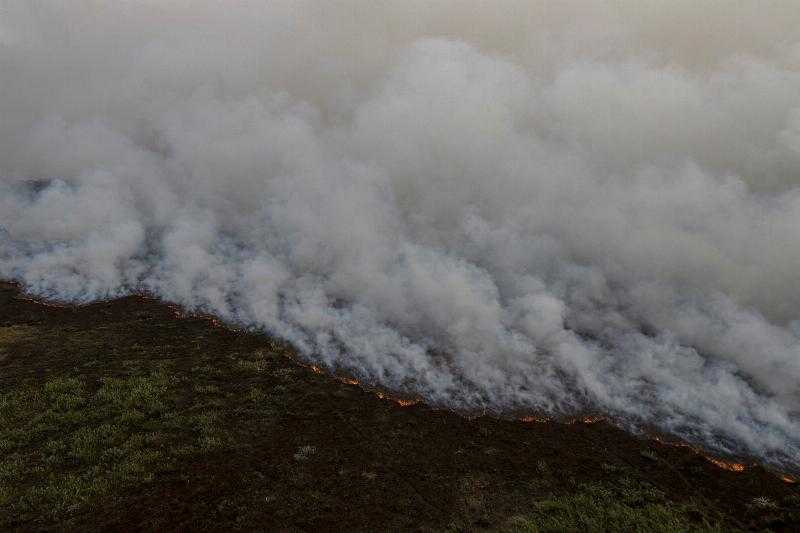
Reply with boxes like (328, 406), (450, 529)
(1, 282), (798, 531)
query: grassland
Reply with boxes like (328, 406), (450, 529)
(1, 281), (798, 531)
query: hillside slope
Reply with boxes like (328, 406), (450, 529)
(1, 281), (797, 531)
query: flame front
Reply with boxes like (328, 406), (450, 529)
(374, 391), (419, 407)
(17, 296), (70, 309)
(520, 415), (551, 423)
(705, 458), (746, 472)
(394, 398), (420, 407)
(652, 437), (749, 473)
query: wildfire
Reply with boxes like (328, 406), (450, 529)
(651, 436), (747, 473)
(519, 414), (611, 425)
(705, 457), (746, 472)
(394, 398), (420, 407)
(521, 414), (753, 478)
(561, 415), (609, 425)
(651, 436), (694, 450)
(374, 391), (420, 407)
(18, 285), (787, 483)
(302, 363), (417, 407)
(16, 296), (71, 309)
(166, 304), (185, 318)
(15, 289), (800, 487)
(520, 415), (551, 423)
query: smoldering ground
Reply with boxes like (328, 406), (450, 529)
(1, 1), (799, 468)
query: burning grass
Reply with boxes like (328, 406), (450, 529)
(705, 458), (746, 473)
(1, 283), (798, 531)
(650, 436), (749, 474)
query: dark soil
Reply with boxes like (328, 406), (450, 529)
(1, 281), (798, 531)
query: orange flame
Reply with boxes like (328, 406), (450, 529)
(375, 391), (419, 407)
(564, 415), (607, 425)
(705, 457), (745, 472)
(781, 474), (796, 484)
(649, 437), (747, 473)
(300, 365), (415, 405)
(395, 399), (419, 407)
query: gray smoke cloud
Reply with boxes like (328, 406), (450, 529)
(1, 1), (799, 467)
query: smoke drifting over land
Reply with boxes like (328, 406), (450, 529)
(1, 2), (800, 467)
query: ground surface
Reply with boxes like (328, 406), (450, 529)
(1, 280), (798, 531)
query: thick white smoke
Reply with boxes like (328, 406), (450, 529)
(1, 1), (799, 467)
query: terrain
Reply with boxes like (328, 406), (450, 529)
(0, 280), (798, 531)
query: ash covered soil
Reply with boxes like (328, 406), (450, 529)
(0, 281), (798, 531)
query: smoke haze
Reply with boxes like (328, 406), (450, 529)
(1, 1), (800, 467)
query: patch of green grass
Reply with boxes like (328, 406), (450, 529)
(504, 478), (725, 533)
(0, 340), (300, 530)
(0, 368), (236, 527)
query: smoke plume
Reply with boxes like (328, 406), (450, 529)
(2, 1), (799, 467)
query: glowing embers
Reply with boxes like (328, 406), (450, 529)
(567, 415), (608, 425)
(780, 474), (796, 484)
(521, 419), (756, 477)
(651, 436), (747, 473)
(520, 415), (551, 424)
(164, 302), (239, 332)
(303, 362), (420, 407)
(374, 391), (421, 407)
(519, 414), (607, 425)
(165, 303), (185, 319)
(705, 457), (746, 473)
